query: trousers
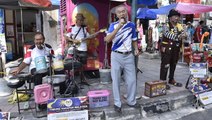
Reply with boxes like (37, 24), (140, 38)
(111, 52), (137, 107)
(160, 41), (180, 81)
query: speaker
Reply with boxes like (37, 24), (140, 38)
(34, 83), (53, 104)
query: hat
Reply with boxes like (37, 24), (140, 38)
(168, 9), (180, 18)
(75, 13), (85, 20)
(187, 21), (191, 24)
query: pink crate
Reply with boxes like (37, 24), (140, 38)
(87, 90), (110, 108)
(34, 83), (53, 104)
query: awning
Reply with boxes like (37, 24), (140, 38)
(0, 0), (59, 10)
(137, 0), (157, 6)
(137, 8), (157, 19)
(110, 0), (127, 2)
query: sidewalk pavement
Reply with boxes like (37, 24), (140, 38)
(0, 52), (192, 119)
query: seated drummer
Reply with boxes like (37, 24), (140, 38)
(64, 13), (99, 86)
(12, 32), (66, 94)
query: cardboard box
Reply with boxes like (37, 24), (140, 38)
(145, 80), (166, 98)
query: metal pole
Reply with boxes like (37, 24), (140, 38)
(20, 8), (24, 55)
(131, 0), (137, 23)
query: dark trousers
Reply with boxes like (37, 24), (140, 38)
(160, 43), (180, 81)
(76, 50), (87, 65)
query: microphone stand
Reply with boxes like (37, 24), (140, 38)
(64, 45), (79, 96)
(47, 53), (55, 97)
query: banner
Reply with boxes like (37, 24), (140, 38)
(47, 97), (89, 120)
(0, 9), (7, 53)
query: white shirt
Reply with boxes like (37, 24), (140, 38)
(66, 25), (90, 51)
(23, 44), (53, 70)
(107, 21), (137, 52)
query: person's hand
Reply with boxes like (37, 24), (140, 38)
(134, 49), (140, 56)
(11, 68), (20, 76)
(178, 32), (187, 41)
(74, 40), (81, 44)
(118, 18), (126, 28)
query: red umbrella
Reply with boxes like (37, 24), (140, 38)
(19, 0), (52, 8)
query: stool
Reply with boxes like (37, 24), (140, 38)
(7, 74), (34, 114)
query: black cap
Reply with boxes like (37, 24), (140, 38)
(168, 9), (180, 18)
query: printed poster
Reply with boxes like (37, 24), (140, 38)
(47, 96), (88, 120)
(0, 9), (7, 53)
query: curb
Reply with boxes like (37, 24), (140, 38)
(9, 90), (193, 120)
(89, 90), (193, 119)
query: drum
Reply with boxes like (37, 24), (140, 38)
(67, 46), (74, 58)
(34, 56), (47, 74)
(64, 59), (82, 70)
(42, 74), (66, 85)
(53, 59), (64, 71)
(7, 78), (25, 88)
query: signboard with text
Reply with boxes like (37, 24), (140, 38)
(47, 96), (88, 120)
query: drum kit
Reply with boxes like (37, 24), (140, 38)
(63, 45), (83, 96)
(33, 44), (83, 96)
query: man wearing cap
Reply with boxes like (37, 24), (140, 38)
(64, 13), (98, 86)
(160, 9), (186, 90)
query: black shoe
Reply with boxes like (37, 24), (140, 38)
(166, 84), (171, 90)
(114, 105), (122, 113)
(127, 103), (140, 108)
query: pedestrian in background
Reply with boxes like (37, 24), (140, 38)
(186, 21), (195, 45)
(104, 5), (140, 113)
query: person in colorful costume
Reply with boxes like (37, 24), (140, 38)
(160, 9), (186, 90)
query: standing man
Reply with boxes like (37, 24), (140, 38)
(160, 9), (186, 90)
(105, 5), (140, 113)
(64, 13), (99, 85)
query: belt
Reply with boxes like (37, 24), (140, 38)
(113, 50), (131, 55)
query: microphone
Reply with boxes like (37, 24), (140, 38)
(36, 44), (44, 49)
(120, 17), (126, 24)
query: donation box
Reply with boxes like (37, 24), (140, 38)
(145, 80), (166, 98)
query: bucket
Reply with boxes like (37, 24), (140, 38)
(99, 69), (111, 84)
(34, 56), (47, 73)
(53, 59), (64, 71)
